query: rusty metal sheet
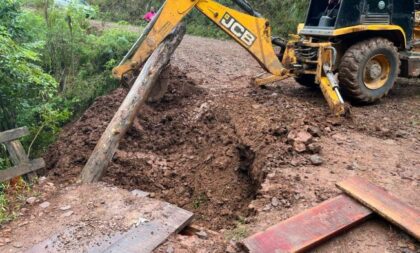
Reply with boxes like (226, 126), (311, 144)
(337, 176), (420, 241)
(242, 195), (372, 253)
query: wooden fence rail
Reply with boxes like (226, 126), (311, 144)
(0, 127), (45, 182)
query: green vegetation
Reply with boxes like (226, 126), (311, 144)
(0, 0), (138, 157)
(192, 192), (209, 209)
(0, 178), (35, 223)
(0, 0), (138, 223)
(225, 221), (250, 241)
(89, 0), (309, 38)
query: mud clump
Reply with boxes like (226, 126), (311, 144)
(46, 67), (262, 230)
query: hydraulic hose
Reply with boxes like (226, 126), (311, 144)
(231, 0), (262, 17)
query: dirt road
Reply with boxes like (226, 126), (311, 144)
(2, 35), (420, 252)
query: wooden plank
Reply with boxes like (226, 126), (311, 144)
(0, 158), (45, 182)
(97, 204), (193, 253)
(5, 140), (37, 181)
(0, 127), (29, 143)
(337, 176), (420, 240)
(242, 195), (372, 253)
(26, 197), (194, 253)
(5, 140), (29, 164)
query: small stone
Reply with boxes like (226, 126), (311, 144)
(309, 155), (324, 166)
(271, 197), (279, 207)
(38, 176), (47, 184)
(398, 241), (408, 248)
(307, 143), (322, 154)
(324, 126), (332, 132)
(267, 172), (276, 179)
(196, 230), (208, 239)
(131, 189), (150, 198)
(346, 162), (359, 170)
(380, 127), (391, 135)
(166, 246), (175, 253)
(332, 133), (347, 142)
(13, 242), (23, 248)
(288, 130), (313, 144)
(262, 204), (271, 211)
(307, 126), (321, 137)
(293, 142), (307, 153)
(18, 221), (29, 227)
(26, 197), (37, 205)
(114, 215), (123, 220)
(61, 211), (73, 217)
(226, 244), (237, 253)
(396, 130), (408, 138)
(384, 139), (395, 145)
(149, 193), (156, 198)
(39, 202), (50, 209)
(290, 159), (300, 167)
(59, 205), (72, 211)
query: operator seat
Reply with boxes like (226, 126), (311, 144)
(319, 0), (341, 27)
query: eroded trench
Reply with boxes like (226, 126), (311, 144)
(47, 67), (265, 230)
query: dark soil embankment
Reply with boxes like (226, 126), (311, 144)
(46, 67), (271, 229)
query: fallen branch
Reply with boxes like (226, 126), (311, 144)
(80, 24), (186, 183)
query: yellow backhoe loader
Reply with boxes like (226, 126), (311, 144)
(112, 0), (420, 116)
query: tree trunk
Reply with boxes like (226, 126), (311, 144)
(80, 24), (186, 183)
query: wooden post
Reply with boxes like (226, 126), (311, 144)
(0, 127), (44, 182)
(80, 24), (186, 183)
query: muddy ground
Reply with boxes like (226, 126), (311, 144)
(2, 35), (420, 252)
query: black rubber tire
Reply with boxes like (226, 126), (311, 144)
(294, 74), (318, 88)
(338, 38), (400, 103)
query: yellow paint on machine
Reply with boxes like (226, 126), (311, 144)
(332, 25), (407, 46)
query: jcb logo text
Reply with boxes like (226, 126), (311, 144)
(220, 13), (256, 47)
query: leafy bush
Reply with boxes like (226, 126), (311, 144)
(1, 1), (138, 157)
(0, 0), (138, 224)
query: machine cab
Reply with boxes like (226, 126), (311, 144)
(299, 0), (415, 43)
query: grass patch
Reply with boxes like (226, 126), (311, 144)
(0, 178), (37, 225)
(224, 222), (250, 241)
(192, 192), (209, 209)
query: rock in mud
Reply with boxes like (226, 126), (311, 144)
(307, 126), (321, 137)
(61, 211), (74, 217)
(26, 197), (37, 205)
(59, 205), (72, 211)
(309, 155), (324, 166)
(12, 242), (23, 248)
(166, 246), (175, 253)
(131, 189), (150, 198)
(346, 162), (359, 170)
(39, 201), (50, 209)
(396, 130), (408, 138)
(307, 143), (322, 154)
(288, 130), (313, 144)
(271, 197), (279, 207)
(196, 230), (208, 239)
(293, 142), (307, 153)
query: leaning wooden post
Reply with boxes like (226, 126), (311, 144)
(81, 24), (186, 183)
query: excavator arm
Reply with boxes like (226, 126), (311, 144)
(112, 0), (288, 83)
(113, 0), (347, 116)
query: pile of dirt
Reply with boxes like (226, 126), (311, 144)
(46, 67), (277, 229)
